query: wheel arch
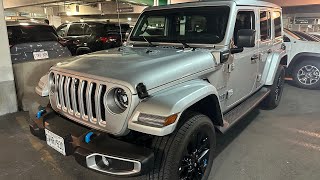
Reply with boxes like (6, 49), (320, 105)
(262, 49), (286, 86)
(128, 79), (223, 136)
(287, 52), (320, 76)
(180, 94), (223, 127)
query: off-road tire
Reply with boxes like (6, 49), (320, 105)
(141, 112), (216, 180)
(261, 65), (285, 110)
(292, 60), (320, 90)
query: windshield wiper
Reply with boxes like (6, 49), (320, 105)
(180, 41), (191, 48)
(142, 36), (156, 47)
(178, 39), (195, 50)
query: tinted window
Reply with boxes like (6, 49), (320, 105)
(131, 6), (230, 44)
(7, 25), (58, 45)
(83, 24), (92, 35)
(105, 24), (118, 31)
(67, 24), (85, 36)
(260, 11), (271, 41)
(273, 11), (282, 38)
(56, 24), (68, 37)
(234, 11), (255, 45)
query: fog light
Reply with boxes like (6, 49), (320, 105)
(102, 156), (110, 166)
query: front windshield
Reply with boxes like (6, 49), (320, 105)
(130, 6), (230, 44)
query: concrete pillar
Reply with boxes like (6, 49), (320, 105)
(154, 0), (159, 6)
(0, 0), (18, 115)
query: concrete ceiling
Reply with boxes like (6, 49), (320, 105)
(4, 0), (320, 9)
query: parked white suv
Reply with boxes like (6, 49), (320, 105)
(284, 29), (320, 89)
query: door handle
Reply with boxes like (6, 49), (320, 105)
(267, 49), (272, 54)
(251, 54), (259, 60)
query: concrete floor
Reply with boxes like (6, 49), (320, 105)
(0, 84), (320, 180)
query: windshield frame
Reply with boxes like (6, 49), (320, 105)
(128, 5), (231, 47)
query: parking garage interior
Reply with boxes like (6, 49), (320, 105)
(1, 0), (320, 180)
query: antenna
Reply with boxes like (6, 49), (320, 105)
(116, 0), (123, 43)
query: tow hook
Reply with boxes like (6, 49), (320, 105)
(36, 107), (46, 119)
(84, 132), (96, 144)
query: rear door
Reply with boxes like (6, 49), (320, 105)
(9, 25), (70, 63)
(257, 10), (273, 87)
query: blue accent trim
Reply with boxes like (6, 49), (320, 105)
(36, 109), (46, 119)
(85, 132), (94, 144)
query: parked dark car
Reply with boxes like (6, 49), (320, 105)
(7, 22), (71, 63)
(56, 22), (125, 55)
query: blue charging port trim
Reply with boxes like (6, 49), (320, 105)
(85, 132), (94, 144)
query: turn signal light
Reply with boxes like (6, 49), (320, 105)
(137, 113), (179, 127)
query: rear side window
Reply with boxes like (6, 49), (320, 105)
(105, 24), (118, 31)
(57, 24), (68, 37)
(83, 24), (92, 35)
(273, 11), (282, 38)
(67, 24), (85, 36)
(8, 25), (58, 45)
(260, 11), (271, 41)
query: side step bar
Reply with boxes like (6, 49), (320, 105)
(217, 87), (271, 133)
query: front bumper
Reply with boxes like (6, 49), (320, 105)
(29, 108), (154, 177)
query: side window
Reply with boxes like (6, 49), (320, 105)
(56, 24), (68, 37)
(83, 24), (92, 35)
(67, 24), (85, 36)
(260, 11), (271, 41)
(137, 16), (167, 37)
(234, 11), (255, 45)
(273, 11), (282, 38)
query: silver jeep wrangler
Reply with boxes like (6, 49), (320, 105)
(30, 0), (287, 179)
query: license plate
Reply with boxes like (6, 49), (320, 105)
(33, 51), (49, 60)
(45, 129), (66, 155)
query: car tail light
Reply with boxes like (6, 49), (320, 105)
(99, 37), (109, 43)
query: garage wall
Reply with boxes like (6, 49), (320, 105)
(0, 1), (18, 115)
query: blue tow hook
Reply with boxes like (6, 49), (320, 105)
(36, 109), (46, 119)
(85, 132), (94, 144)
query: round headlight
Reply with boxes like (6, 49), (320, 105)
(106, 88), (129, 114)
(114, 88), (128, 110)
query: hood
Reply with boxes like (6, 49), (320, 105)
(51, 46), (216, 94)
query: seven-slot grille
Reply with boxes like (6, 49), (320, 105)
(51, 72), (108, 126)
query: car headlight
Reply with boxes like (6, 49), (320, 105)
(106, 88), (129, 114)
(114, 88), (128, 110)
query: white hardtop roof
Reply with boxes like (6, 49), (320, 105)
(145, 0), (280, 11)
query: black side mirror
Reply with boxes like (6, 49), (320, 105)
(236, 29), (256, 48)
(283, 35), (291, 42)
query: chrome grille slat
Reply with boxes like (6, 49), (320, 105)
(59, 75), (66, 111)
(78, 80), (87, 120)
(86, 82), (95, 123)
(55, 74), (60, 108)
(70, 78), (77, 114)
(95, 85), (102, 123)
(65, 77), (73, 114)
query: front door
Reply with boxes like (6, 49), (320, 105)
(226, 10), (259, 108)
